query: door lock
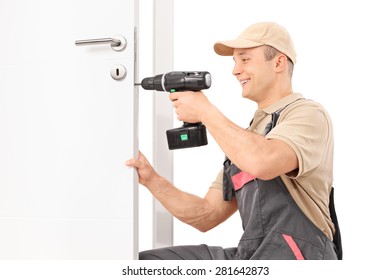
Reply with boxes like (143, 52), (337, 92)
(110, 65), (127, 81)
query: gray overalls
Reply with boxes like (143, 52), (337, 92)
(138, 106), (342, 260)
(222, 108), (342, 260)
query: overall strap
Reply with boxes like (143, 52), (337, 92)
(223, 157), (235, 201)
(329, 187), (343, 259)
(262, 106), (286, 136)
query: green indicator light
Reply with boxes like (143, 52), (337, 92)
(180, 134), (188, 141)
(170, 89), (176, 92)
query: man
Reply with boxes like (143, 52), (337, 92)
(126, 22), (341, 260)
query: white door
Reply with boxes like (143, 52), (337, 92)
(0, 0), (138, 259)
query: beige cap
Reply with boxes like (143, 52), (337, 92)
(214, 22), (297, 64)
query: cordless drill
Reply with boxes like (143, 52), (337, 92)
(136, 71), (211, 150)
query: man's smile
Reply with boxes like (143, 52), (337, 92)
(240, 79), (250, 86)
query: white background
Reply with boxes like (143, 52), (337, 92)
(138, 0), (390, 262)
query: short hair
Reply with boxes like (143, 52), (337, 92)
(263, 45), (294, 78)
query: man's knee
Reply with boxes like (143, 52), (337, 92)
(139, 249), (163, 260)
(138, 245), (213, 260)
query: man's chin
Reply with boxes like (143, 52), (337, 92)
(241, 90), (250, 99)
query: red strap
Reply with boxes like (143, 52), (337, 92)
(231, 171), (256, 191)
(282, 234), (305, 260)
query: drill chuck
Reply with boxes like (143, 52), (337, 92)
(140, 71), (211, 92)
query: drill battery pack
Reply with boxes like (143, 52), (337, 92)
(166, 122), (208, 150)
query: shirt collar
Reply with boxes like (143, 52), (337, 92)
(262, 93), (304, 114)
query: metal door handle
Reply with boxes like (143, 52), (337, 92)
(75, 35), (126, 51)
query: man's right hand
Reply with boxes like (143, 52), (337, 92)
(125, 151), (159, 188)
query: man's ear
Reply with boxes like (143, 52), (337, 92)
(274, 54), (288, 73)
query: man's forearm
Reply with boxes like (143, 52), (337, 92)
(144, 176), (215, 231)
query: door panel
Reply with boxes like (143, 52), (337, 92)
(1, 218), (134, 259)
(0, 0), (138, 259)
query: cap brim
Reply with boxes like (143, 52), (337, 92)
(214, 39), (264, 56)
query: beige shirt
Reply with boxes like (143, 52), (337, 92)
(211, 93), (335, 240)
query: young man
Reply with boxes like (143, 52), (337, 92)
(127, 22), (341, 260)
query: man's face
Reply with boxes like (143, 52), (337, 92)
(232, 46), (275, 104)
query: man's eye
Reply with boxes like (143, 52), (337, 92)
(242, 58), (249, 63)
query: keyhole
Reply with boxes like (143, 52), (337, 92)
(111, 64), (126, 80)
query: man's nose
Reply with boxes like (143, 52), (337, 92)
(232, 63), (242, 76)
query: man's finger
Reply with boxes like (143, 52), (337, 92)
(125, 159), (138, 167)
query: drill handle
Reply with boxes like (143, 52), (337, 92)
(182, 121), (203, 127)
